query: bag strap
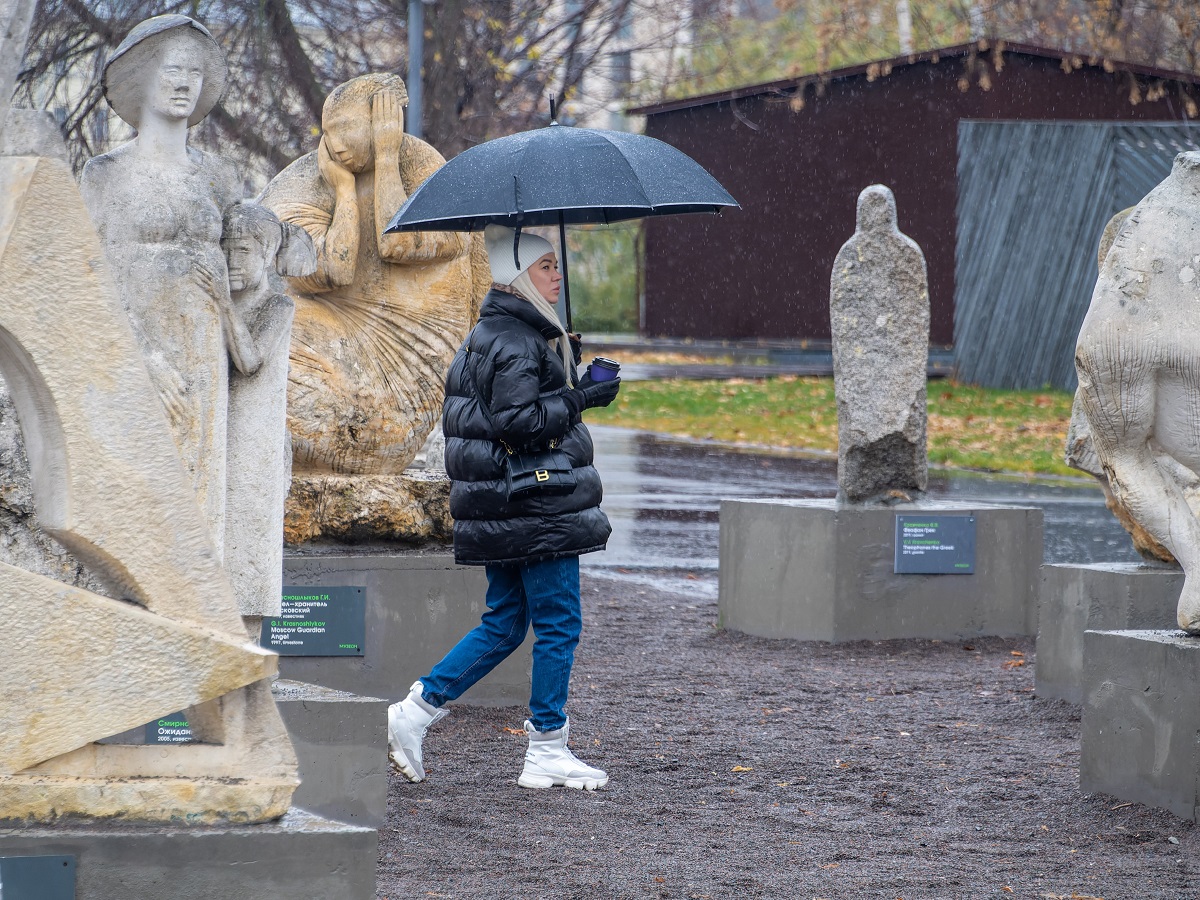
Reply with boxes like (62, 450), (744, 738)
(464, 339), (557, 454)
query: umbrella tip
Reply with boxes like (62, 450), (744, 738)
(549, 97), (558, 124)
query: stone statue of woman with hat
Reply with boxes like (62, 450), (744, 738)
(80, 15), (253, 555)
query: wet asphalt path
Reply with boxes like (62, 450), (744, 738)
(582, 426), (1140, 596)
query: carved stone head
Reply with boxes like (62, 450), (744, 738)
(222, 202), (316, 294)
(320, 73), (408, 173)
(102, 15), (227, 129)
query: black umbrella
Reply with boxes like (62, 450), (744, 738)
(384, 119), (738, 330)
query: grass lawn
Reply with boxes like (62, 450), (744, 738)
(586, 375), (1078, 477)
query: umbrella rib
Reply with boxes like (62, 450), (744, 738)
(594, 131), (655, 207)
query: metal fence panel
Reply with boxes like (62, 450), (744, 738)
(954, 122), (1200, 391)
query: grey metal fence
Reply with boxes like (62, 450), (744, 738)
(954, 121), (1200, 391)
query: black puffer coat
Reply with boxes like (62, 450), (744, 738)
(442, 289), (611, 566)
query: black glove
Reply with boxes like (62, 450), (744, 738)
(573, 373), (620, 410)
(569, 333), (583, 366)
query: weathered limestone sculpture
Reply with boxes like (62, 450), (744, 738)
(1066, 206), (1200, 566)
(222, 202), (314, 617)
(0, 34), (296, 823)
(1075, 151), (1200, 632)
(830, 184), (929, 502)
(79, 15), (305, 623)
(80, 15), (240, 550)
(0, 0), (96, 595)
(260, 73), (487, 543)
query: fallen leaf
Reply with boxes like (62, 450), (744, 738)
(732, 765), (753, 773)
(1010, 650), (1025, 657)
(501, 726), (524, 735)
(1002, 659), (1025, 669)
(1112, 802), (1134, 810)
(819, 863), (839, 869)
(654, 876), (665, 883)
(1002, 888), (1014, 894)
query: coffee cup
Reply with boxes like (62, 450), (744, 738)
(589, 357), (620, 382)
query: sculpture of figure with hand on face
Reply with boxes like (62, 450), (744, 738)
(259, 74), (484, 491)
(80, 15), (247, 549)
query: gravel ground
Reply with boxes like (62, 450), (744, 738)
(377, 572), (1199, 900)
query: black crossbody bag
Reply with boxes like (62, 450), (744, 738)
(466, 344), (577, 502)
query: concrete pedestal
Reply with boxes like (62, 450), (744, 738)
(1036, 563), (1183, 704)
(1081, 629), (1200, 821)
(281, 550), (531, 705)
(273, 680), (387, 827)
(0, 809), (375, 899)
(718, 499), (1042, 641)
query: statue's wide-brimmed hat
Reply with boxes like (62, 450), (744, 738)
(102, 15), (227, 129)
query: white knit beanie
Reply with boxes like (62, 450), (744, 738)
(485, 224), (555, 285)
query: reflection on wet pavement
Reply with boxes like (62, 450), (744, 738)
(584, 427), (1141, 597)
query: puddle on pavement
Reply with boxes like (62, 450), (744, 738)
(583, 427), (1141, 596)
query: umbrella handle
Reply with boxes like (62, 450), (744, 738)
(513, 226), (522, 271)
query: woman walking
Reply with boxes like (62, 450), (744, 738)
(388, 224), (620, 790)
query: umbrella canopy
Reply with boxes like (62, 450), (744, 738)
(385, 122), (738, 234)
(385, 121), (737, 331)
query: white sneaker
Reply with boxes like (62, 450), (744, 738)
(387, 681), (448, 782)
(518, 717), (608, 791)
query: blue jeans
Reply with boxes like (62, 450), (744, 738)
(420, 556), (581, 732)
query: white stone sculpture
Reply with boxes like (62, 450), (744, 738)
(830, 184), (929, 502)
(1075, 150), (1200, 633)
(222, 202), (314, 618)
(0, 129), (296, 825)
(79, 15), (305, 621)
(80, 15), (240, 551)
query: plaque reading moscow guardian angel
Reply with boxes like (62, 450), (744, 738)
(260, 586), (366, 656)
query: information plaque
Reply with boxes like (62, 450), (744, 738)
(894, 515), (977, 574)
(260, 586), (366, 656)
(144, 712), (194, 744)
(0, 855), (75, 899)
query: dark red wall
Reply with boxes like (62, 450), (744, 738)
(642, 53), (1193, 344)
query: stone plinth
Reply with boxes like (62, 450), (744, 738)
(281, 550), (531, 705)
(0, 809), (375, 899)
(1081, 629), (1200, 821)
(718, 499), (1042, 642)
(1036, 563), (1183, 704)
(273, 679), (388, 828)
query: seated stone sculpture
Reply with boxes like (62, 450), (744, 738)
(260, 73), (486, 543)
(1075, 151), (1200, 633)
